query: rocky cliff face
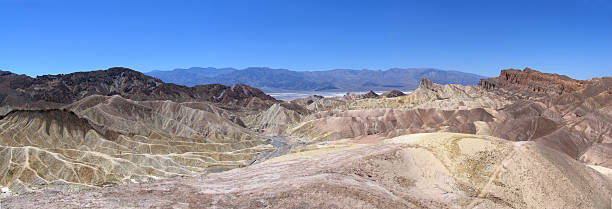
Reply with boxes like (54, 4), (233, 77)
(479, 67), (585, 95)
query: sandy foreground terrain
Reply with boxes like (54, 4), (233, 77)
(2, 133), (611, 208)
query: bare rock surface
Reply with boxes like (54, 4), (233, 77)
(479, 67), (585, 95)
(287, 108), (497, 141)
(65, 95), (253, 140)
(2, 133), (610, 208)
(380, 89), (405, 98)
(266, 69), (612, 171)
(0, 98), (273, 194)
(319, 78), (510, 111)
(245, 103), (303, 134)
(1, 67), (612, 208)
(479, 68), (612, 168)
(0, 67), (278, 115)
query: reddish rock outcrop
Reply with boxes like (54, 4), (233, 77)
(478, 67), (585, 95)
(477, 68), (612, 167)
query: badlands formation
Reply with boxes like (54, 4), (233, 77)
(1, 67), (612, 208)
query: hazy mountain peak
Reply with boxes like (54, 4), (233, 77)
(145, 67), (485, 92)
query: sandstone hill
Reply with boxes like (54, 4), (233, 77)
(0, 102), (273, 194)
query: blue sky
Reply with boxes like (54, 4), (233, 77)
(1, 0), (611, 79)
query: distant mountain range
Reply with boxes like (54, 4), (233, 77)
(145, 67), (485, 92)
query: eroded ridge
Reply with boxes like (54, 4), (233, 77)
(0, 101), (273, 194)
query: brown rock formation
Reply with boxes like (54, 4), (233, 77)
(380, 89), (405, 98)
(0, 67), (278, 115)
(477, 68), (612, 166)
(479, 67), (585, 95)
(362, 90), (379, 98)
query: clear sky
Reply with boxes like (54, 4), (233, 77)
(1, 0), (611, 79)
